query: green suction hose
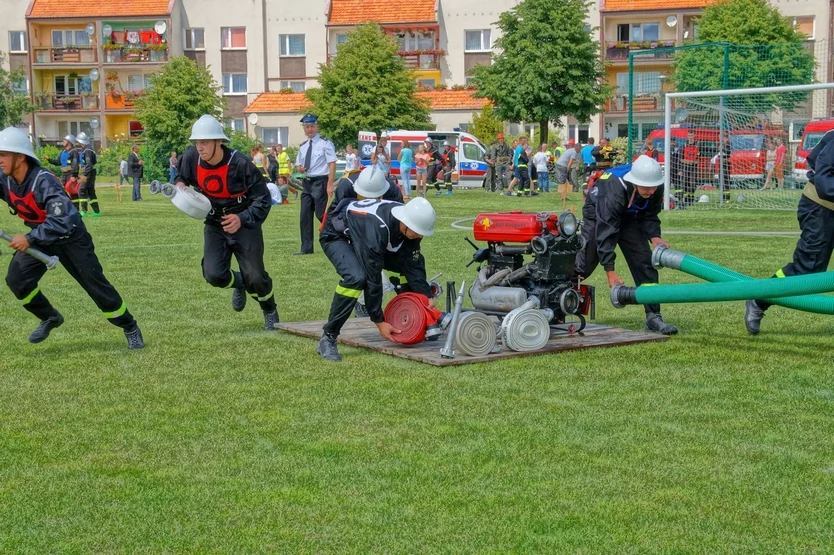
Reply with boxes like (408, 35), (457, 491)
(611, 269), (834, 308)
(652, 247), (834, 315)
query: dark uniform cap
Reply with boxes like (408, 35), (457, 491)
(300, 113), (318, 124)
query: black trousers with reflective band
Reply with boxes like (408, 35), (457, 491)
(202, 223), (276, 311)
(5, 228), (136, 328)
(80, 170), (99, 213)
(300, 176), (328, 253)
(575, 201), (660, 315)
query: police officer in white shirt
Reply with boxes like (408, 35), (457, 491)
(294, 113), (337, 255)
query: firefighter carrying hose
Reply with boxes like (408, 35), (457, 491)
(0, 127), (144, 348)
(44, 134), (81, 209)
(574, 155), (678, 335)
(745, 129), (834, 334)
(174, 115), (280, 331)
(318, 190), (436, 362)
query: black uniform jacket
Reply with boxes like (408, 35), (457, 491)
(807, 130), (834, 202)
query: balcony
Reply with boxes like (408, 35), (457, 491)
(398, 50), (443, 70)
(35, 94), (100, 111)
(103, 46), (168, 64)
(605, 95), (681, 113)
(605, 41), (677, 62)
(105, 92), (144, 110)
(33, 46), (98, 64)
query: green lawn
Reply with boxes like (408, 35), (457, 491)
(1, 188), (831, 553)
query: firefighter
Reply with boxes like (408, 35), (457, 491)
(681, 130), (700, 207)
(484, 133), (512, 192)
(744, 129), (834, 334)
(295, 113), (336, 255)
(0, 127), (144, 348)
(425, 138), (444, 193)
(174, 115), (279, 331)
(514, 143), (532, 196)
(44, 134), (81, 209)
(591, 138), (616, 171)
(435, 141), (456, 196)
(318, 196), (437, 362)
(76, 132), (100, 217)
(574, 155), (678, 335)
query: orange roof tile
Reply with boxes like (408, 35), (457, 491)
(244, 92), (311, 114)
(416, 90), (488, 110)
(604, 0), (716, 10)
(245, 90), (486, 114)
(328, 0), (436, 25)
(28, 0), (171, 18)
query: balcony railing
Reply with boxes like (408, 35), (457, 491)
(33, 46), (98, 64)
(605, 95), (680, 112)
(35, 94), (100, 111)
(105, 93), (143, 110)
(605, 41), (677, 61)
(103, 47), (168, 64)
(399, 52), (440, 70)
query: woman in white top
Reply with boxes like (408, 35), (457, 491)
(763, 138), (777, 190)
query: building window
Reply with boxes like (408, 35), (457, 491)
(261, 127), (289, 146)
(463, 142), (484, 160)
(418, 78), (436, 89)
(223, 73), (248, 94)
(58, 121), (93, 138)
(12, 77), (28, 95)
(279, 34), (305, 57)
(280, 80), (305, 92)
(51, 30), (90, 47)
(54, 75), (80, 96)
(465, 76), (476, 86)
(616, 72), (660, 95)
(464, 30), (491, 52)
(793, 17), (815, 40)
(221, 27), (246, 49)
(227, 118), (245, 133)
(184, 28), (205, 50)
(396, 31), (434, 51)
(129, 120), (144, 137)
(617, 23), (659, 43)
(9, 31), (26, 52)
(127, 74), (152, 91)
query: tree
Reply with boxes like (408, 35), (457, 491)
(471, 0), (610, 145)
(134, 56), (225, 180)
(673, 0), (815, 111)
(306, 23), (432, 148)
(470, 104), (503, 145)
(0, 52), (34, 128)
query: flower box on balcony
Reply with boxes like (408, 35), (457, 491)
(149, 49), (166, 62)
(106, 93), (125, 109)
(105, 50), (121, 63)
(82, 95), (98, 109)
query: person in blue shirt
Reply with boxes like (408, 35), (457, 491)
(581, 137), (596, 175)
(505, 136), (528, 195)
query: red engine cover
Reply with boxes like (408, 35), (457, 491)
(473, 211), (559, 243)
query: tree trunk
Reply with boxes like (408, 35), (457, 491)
(539, 119), (549, 146)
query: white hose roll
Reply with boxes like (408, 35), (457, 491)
(170, 186), (212, 220)
(501, 308), (551, 352)
(454, 312), (497, 357)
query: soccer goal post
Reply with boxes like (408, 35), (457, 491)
(662, 82), (834, 211)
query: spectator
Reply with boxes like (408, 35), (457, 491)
(640, 136), (659, 160)
(399, 139), (413, 199)
(506, 136), (528, 195)
(252, 144), (269, 181)
(267, 146), (279, 184)
(117, 157), (127, 203)
(379, 134), (392, 176)
(128, 144), (143, 201)
(775, 136), (787, 189)
(581, 137), (596, 176)
(556, 143), (581, 211)
(533, 143), (550, 192)
(169, 151), (177, 183)
(414, 143), (430, 197)
(345, 144), (359, 171)
(371, 144), (390, 176)
(763, 137), (777, 190)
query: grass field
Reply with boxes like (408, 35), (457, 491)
(1, 187), (832, 552)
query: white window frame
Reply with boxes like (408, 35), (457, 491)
(793, 16), (815, 40)
(58, 121), (93, 138)
(630, 23), (660, 42)
(54, 75), (80, 96)
(280, 80), (306, 92)
(12, 77), (28, 95)
(279, 34), (305, 57)
(223, 73), (248, 95)
(184, 28), (205, 51)
(221, 27), (247, 50)
(418, 78), (436, 89)
(260, 127), (289, 146)
(464, 29), (491, 53)
(126, 74), (152, 92)
(9, 31), (26, 53)
(226, 118), (245, 133)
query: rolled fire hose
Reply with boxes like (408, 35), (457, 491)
(149, 180), (211, 220)
(611, 270), (834, 308)
(454, 312), (498, 357)
(383, 293), (448, 345)
(653, 246), (834, 315)
(500, 297), (553, 352)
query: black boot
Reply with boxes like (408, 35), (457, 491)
(645, 312), (678, 335)
(354, 302), (369, 318)
(263, 309), (280, 331)
(744, 300), (765, 335)
(317, 332), (342, 362)
(29, 312), (64, 344)
(232, 287), (247, 312)
(124, 325), (145, 349)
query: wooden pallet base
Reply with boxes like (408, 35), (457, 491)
(277, 318), (668, 366)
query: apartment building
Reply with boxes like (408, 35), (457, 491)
(1, 0), (35, 128)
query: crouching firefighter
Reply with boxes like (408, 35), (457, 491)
(574, 154), (678, 335)
(0, 127), (144, 348)
(318, 194), (437, 362)
(744, 128), (834, 334)
(174, 115), (280, 330)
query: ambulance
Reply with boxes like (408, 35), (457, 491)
(358, 129), (489, 187)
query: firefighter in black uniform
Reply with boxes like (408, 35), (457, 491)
(435, 141), (456, 196)
(744, 129), (834, 334)
(44, 133), (81, 209)
(591, 138), (617, 171)
(294, 113), (336, 255)
(0, 127), (144, 348)
(174, 115), (279, 330)
(318, 195), (437, 362)
(76, 132), (100, 217)
(681, 130), (700, 207)
(574, 155), (678, 335)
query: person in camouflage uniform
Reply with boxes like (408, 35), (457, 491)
(484, 133), (513, 192)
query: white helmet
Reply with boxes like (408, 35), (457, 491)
(63, 134), (76, 145)
(189, 115), (229, 141)
(353, 165), (389, 198)
(76, 132), (90, 146)
(698, 194), (710, 203)
(623, 154), (664, 187)
(391, 197), (436, 237)
(0, 127), (37, 160)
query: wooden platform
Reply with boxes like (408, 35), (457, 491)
(277, 318), (668, 366)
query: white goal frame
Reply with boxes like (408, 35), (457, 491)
(663, 82), (834, 210)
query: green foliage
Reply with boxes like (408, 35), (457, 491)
(35, 144), (61, 165)
(306, 23), (432, 148)
(134, 56), (225, 181)
(0, 51), (34, 128)
(471, 0), (611, 145)
(610, 136), (628, 166)
(673, 0), (815, 111)
(96, 135), (136, 176)
(226, 129), (260, 155)
(470, 104), (503, 145)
